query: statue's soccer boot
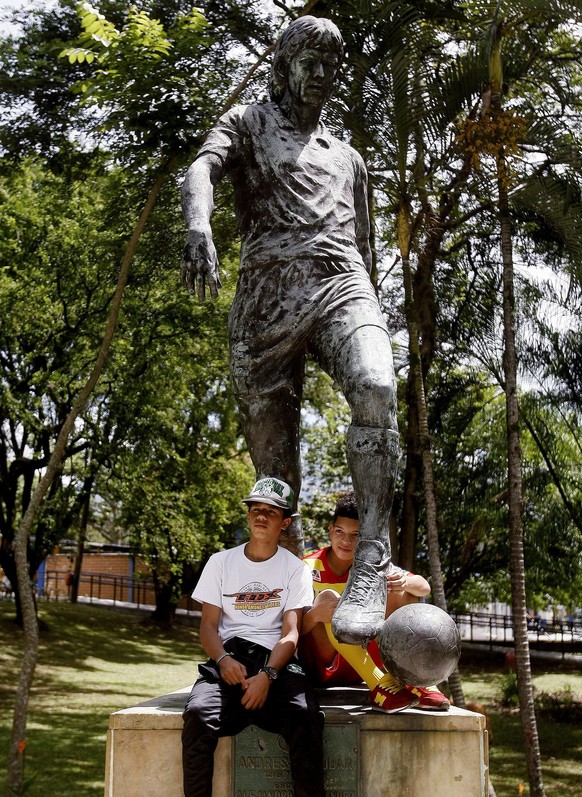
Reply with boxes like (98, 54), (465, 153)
(332, 539), (390, 645)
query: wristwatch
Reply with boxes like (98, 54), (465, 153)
(259, 666), (278, 681)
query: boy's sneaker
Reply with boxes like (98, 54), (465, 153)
(370, 674), (419, 713)
(406, 685), (450, 711)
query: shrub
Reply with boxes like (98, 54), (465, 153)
(535, 685), (582, 723)
(498, 671), (520, 707)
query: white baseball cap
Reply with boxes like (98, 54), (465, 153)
(242, 477), (295, 513)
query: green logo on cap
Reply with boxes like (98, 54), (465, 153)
(249, 478), (293, 508)
(255, 478), (284, 498)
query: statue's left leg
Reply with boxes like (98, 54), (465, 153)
(312, 319), (400, 644)
(332, 424), (400, 644)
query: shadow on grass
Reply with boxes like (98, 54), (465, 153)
(4, 604), (582, 797)
(489, 711), (582, 797)
(2, 601), (203, 796)
(24, 710), (110, 797)
(485, 704), (582, 796)
(2, 601), (202, 672)
(455, 651), (582, 796)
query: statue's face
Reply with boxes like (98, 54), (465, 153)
(285, 46), (340, 107)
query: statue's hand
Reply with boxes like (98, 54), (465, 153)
(180, 226), (222, 300)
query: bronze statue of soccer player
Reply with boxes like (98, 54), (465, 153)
(180, 16), (399, 646)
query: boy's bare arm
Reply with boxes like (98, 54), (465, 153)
(301, 589), (340, 636)
(386, 570), (430, 598)
(199, 602), (248, 685)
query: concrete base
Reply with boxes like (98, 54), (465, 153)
(104, 685), (489, 796)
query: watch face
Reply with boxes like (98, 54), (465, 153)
(262, 666), (278, 680)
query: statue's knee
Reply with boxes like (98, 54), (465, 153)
(348, 375), (397, 426)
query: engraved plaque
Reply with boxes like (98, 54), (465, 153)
(233, 723), (359, 796)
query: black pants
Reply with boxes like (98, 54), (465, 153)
(182, 637), (325, 797)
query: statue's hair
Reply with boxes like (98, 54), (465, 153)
(332, 491), (358, 522)
(269, 16), (344, 102)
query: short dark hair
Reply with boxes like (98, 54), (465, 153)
(269, 15), (344, 102)
(332, 491), (358, 523)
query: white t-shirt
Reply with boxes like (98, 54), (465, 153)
(193, 544), (314, 650)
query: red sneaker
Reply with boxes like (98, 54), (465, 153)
(407, 685), (450, 711)
(370, 675), (419, 713)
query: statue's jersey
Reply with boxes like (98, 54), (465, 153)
(196, 102), (371, 272)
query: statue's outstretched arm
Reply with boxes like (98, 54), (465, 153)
(180, 153), (223, 300)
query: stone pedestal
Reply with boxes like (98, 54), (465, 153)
(104, 685), (489, 796)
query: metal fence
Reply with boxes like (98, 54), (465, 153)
(41, 569), (201, 614)
(451, 610), (582, 657)
(43, 569), (157, 607)
(28, 574), (582, 656)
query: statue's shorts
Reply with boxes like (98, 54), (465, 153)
(228, 257), (392, 401)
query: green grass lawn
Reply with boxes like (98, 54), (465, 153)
(1, 601), (581, 796)
(1, 601), (204, 796)
(460, 651), (582, 796)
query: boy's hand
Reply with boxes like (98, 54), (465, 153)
(240, 672), (271, 710)
(218, 656), (247, 685)
(387, 571), (407, 593)
(309, 589), (339, 624)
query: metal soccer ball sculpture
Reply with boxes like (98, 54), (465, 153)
(377, 603), (461, 687)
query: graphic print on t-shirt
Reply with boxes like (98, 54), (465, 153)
(223, 582), (283, 616)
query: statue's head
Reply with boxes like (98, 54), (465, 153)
(269, 16), (344, 103)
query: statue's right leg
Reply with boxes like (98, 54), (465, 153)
(236, 386), (302, 494)
(235, 385), (305, 556)
(228, 265), (308, 556)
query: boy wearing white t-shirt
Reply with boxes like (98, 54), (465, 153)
(181, 478), (325, 797)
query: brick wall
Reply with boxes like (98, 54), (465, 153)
(43, 553), (156, 604)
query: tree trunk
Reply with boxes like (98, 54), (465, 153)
(71, 488), (92, 604)
(498, 155), (546, 797)
(5, 162), (173, 797)
(399, 206), (465, 709)
(149, 579), (179, 627)
(484, 15), (545, 791)
(6, 543), (37, 795)
(399, 381), (421, 570)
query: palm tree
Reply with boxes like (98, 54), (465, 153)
(488, 13), (547, 791)
(325, 0), (481, 709)
(455, 1), (582, 793)
(330, 4), (581, 794)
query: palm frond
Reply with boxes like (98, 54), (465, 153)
(512, 174), (582, 275)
